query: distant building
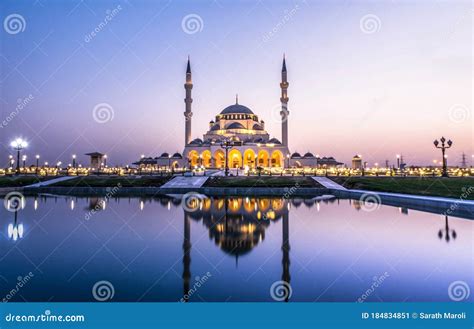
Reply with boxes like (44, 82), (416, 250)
(85, 152), (104, 169)
(352, 155), (362, 170)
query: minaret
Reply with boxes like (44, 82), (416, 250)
(184, 56), (193, 145)
(280, 54), (289, 147)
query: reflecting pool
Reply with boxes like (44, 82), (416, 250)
(0, 195), (472, 302)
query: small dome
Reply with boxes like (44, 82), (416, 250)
(252, 124), (263, 131)
(172, 152), (182, 158)
(304, 152), (315, 158)
(291, 152), (302, 158)
(220, 104), (254, 114)
(268, 138), (281, 144)
(190, 138), (203, 145)
(209, 120), (214, 124)
(160, 152), (169, 157)
(226, 122), (246, 129)
(210, 124), (220, 131)
(254, 137), (264, 143)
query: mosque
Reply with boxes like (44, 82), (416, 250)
(134, 56), (342, 170)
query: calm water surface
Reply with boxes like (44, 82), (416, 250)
(0, 195), (472, 302)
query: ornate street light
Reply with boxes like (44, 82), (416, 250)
(433, 137), (452, 177)
(10, 138), (28, 175)
(72, 154), (76, 168)
(220, 138), (237, 177)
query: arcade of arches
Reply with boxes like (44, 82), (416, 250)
(188, 149), (284, 168)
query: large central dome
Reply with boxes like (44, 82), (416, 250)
(220, 104), (254, 115)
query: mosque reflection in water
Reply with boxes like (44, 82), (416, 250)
(182, 196), (294, 302)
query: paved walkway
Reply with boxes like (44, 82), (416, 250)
(161, 176), (209, 189)
(25, 176), (77, 188)
(312, 177), (347, 190)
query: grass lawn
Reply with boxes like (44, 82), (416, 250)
(0, 175), (56, 187)
(50, 175), (173, 187)
(204, 176), (323, 188)
(331, 176), (474, 200)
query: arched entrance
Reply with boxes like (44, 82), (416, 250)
(257, 150), (269, 168)
(228, 149), (242, 168)
(243, 149), (256, 168)
(271, 150), (283, 168)
(188, 150), (199, 168)
(214, 150), (225, 168)
(201, 150), (212, 168)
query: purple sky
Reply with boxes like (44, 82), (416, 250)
(1, 0), (472, 166)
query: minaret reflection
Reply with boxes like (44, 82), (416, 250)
(281, 208), (290, 302)
(438, 215), (457, 242)
(182, 212), (191, 302)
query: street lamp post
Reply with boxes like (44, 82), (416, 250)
(10, 138), (28, 175)
(286, 153), (290, 169)
(396, 154), (400, 170)
(72, 154), (76, 168)
(22, 155), (27, 169)
(220, 138), (235, 177)
(433, 137), (452, 177)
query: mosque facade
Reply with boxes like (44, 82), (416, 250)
(135, 57), (342, 170)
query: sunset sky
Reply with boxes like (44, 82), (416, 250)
(1, 0), (472, 166)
